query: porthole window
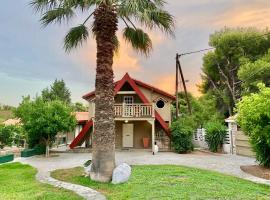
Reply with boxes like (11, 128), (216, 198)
(156, 99), (165, 108)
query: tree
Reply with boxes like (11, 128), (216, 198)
(0, 125), (14, 149)
(236, 83), (270, 167)
(200, 28), (270, 116)
(42, 79), (71, 104)
(238, 51), (270, 95)
(16, 97), (76, 157)
(176, 92), (224, 128)
(72, 102), (88, 112)
(31, 0), (174, 182)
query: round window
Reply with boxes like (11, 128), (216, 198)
(156, 100), (165, 108)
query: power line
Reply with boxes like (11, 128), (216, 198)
(177, 32), (270, 57)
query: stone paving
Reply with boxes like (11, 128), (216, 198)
(16, 151), (270, 200)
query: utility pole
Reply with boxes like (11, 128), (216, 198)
(175, 53), (179, 118)
(176, 54), (192, 115)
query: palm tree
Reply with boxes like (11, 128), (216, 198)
(31, 0), (174, 182)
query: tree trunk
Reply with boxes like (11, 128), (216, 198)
(90, 4), (118, 183)
(45, 141), (50, 158)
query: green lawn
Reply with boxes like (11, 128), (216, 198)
(52, 165), (270, 200)
(0, 163), (83, 200)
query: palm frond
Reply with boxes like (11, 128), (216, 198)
(123, 27), (152, 56)
(117, 0), (174, 35)
(30, 0), (60, 12)
(64, 24), (89, 52)
(112, 35), (120, 54)
(41, 7), (74, 26)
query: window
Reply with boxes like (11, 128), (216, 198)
(156, 99), (165, 108)
(123, 96), (134, 104)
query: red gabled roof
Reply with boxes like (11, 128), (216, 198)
(82, 73), (172, 135)
(82, 73), (175, 101)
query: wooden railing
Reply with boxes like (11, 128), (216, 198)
(114, 104), (154, 118)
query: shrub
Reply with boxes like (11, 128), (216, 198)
(205, 121), (227, 152)
(171, 117), (195, 153)
(237, 84), (270, 167)
(0, 125), (14, 149)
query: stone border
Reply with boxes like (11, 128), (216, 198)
(36, 170), (106, 200)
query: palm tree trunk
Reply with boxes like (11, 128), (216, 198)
(90, 4), (118, 183)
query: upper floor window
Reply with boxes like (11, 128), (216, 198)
(156, 98), (166, 109)
(123, 96), (134, 104)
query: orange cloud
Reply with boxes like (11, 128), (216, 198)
(214, 7), (270, 28)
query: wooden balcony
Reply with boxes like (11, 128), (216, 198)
(114, 104), (155, 118)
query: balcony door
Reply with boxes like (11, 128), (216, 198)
(122, 123), (134, 148)
(123, 96), (134, 117)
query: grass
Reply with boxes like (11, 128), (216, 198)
(51, 165), (270, 200)
(0, 110), (13, 123)
(0, 162), (83, 200)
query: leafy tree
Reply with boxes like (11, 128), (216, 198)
(171, 116), (196, 154)
(0, 125), (13, 149)
(200, 28), (270, 116)
(238, 51), (270, 95)
(73, 102), (88, 112)
(236, 83), (270, 167)
(31, 0), (174, 182)
(176, 92), (224, 128)
(16, 97), (76, 157)
(42, 79), (71, 104)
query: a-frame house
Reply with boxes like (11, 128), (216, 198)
(70, 73), (175, 152)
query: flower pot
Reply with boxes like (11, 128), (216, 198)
(143, 137), (150, 148)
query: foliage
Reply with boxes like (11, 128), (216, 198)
(51, 165), (270, 200)
(171, 116), (196, 153)
(15, 97), (76, 156)
(236, 83), (270, 167)
(176, 92), (224, 127)
(72, 102), (88, 112)
(0, 163), (83, 200)
(200, 27), (270, 116)
(31, 0), (174, 55)
(0, 125), (13, 148)
(238, 50), (270, 95)
(42, 79), (71, 104)
(205, 121), (227, 152)
(0, 104), (14, 111)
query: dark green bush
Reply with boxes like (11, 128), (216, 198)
(171, 117), (195, 153)
(34, 144), (46, 155)
(205, 121), (227, 152)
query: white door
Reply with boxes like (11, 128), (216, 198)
(122, 124), (134, 148)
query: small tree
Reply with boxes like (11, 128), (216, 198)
(205, 121), (227, 153)
(237, 83), (270, 167)
(171, 116), (196, 153)
(0, 125), (13, 149)
(16, 97), (76, 157)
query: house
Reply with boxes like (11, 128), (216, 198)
(2, 118), (21, 126)
(69, 73), (175, 152)
(56, 112), (89, 146)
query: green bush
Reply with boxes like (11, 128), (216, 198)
(0, 125), (14, 149)
(237, 84), (270, 167)
(171, 117), (195, 153)
(205, 121), (227, 152)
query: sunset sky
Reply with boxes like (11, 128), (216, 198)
(1, 0), (270, 106)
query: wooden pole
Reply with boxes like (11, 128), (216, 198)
(176, 55), (192, 115)
(175, 53), (179, 118)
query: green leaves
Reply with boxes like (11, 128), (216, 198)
(41, 7), (74, 26)
(236, 84), (270, 167)
(123, 27), (152, 55)
(64, 24), (89, 52)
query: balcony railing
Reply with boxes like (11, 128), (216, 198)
(114, 103), (154, 118)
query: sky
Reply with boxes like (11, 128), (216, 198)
(1, 0), (270, 106)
